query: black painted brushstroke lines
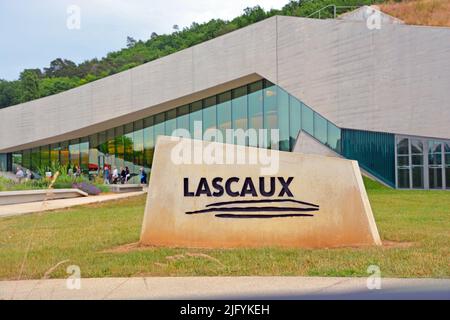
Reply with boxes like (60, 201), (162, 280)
(205, 198), (319, 208)
(215, 213), (315, 219)
(185, 206), (319, 215)
(184, 198), (320, 219)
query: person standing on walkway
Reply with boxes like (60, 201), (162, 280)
(104, 165), (110, 184)
(15, 167), (24, 183)
(139, 167), (147, 185)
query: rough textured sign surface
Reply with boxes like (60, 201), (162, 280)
(140, 136), (381, 248)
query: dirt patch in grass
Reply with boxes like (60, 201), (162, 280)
(101, 242), (147, 253)
(382, 240), (415, 248)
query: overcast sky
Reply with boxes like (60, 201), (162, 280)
(0, 0), (290, 81)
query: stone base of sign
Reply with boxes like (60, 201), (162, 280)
(140, 136), (381, 248)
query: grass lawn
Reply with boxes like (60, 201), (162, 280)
(0, 178), (448, 280)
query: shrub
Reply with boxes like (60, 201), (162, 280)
(72, 182), (101, 195)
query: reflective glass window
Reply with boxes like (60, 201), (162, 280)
(176, 105), (190, 132)
(397, 168), (410, 188)
(40, 145), (50, 171)
(79, 138), (89, 173)
(115, 126), (124, 168)
(143, 116), (154, 169)
(248, 81), (263, 147)
(60, 141), (69, 166)
(22, 149), (31, 169)
(232, 86), (248, 145)
(88, 134), (99, 174)
(69, 139), (80, 168)
(397, 138), (409, 155)
(203, 96), (217, 139)
(189, 101), (202, 140)
(217, 92), (232, 142)
(154, 113), (166, 142)
(301, 104), (314, 136)
(327, 122), (341, 153)
(289, 96), (301, 150)
(314, 112), (327, 145)
(165, 109), (177, 136)
(133, 120), (144, 168)
(277, 87), (290, 151)
(263, 84), (278, 149)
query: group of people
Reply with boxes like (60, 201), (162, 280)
(103, 166), (147, 185)
(67, 165), (82, 177)
(15, 167), (33, 182)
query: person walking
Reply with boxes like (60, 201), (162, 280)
(103, 165), (110, 184)
(139, 167), (147, 185)
(125, 166), (130, 183)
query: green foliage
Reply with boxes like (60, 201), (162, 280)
(0, 0), (385, 109)
(0, 176), (50, 191)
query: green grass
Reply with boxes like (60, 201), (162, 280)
(0, 177), (449, 280)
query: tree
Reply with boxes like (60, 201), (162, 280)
(19, 70), (41, 102)
(44, 58), (78, 78)
(126, 36), (137, 48)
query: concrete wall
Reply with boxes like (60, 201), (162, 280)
(1, 15), (450, 152)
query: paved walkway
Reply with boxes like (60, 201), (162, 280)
(0, 191), (146, 218)
(1, 277), (449, 300)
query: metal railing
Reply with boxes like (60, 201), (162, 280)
(307, 4), (361, 19)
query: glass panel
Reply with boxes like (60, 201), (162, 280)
(446, 168), (450, 190)
(189, 101), (202, 140)
(31, 147), (40, 171)
(69, 139), (80, 168)
(327, 122), (341, 153)
(22, 149), (31, 169)
(445, 142), (450, 166)
(203, 96), (217, 140)
(412, 154), (423, 166)
(124, 123), (134, 175)
(217, 92), (232, 142)
(397, 155), (409, 167)
(106, 129), (116, 169)
(165, 109), (177, 136)
(429, 167), (443, 189)
(115, 126), (124, 169)
(50, 143), (60, 166)
(263, 84), (277, 149)
(313, 112), (327, 145)
(12, 152), (22, 170)
(248, 85), (263, 147)
(301, 103), (314, 136)
(133, 120), (144, 168)
(397, 138), (409, 155)
(143, 116), (154, 169)
(88, 134), (99, 175)
(412, 167), (424, 189)
(411, 139), (423, 154)
(40, 145), (50, 170)
(397, 168), (410, 188)
(176, 105), (190, 132)
(154, 113), (165, 143)
(277, 87), (290, 151)
(289, 96), (301, 150)
(60, 141), (69, 166)
(232, 86), (248, 145)
(79, 139), (89, 174)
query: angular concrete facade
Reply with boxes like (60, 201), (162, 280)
(1, 14), (449, 190)
(1, 15), (450, 152)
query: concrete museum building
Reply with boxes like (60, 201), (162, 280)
(0, 12), (449, 190)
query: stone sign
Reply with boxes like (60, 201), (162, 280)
(140, 136), (381, 248)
